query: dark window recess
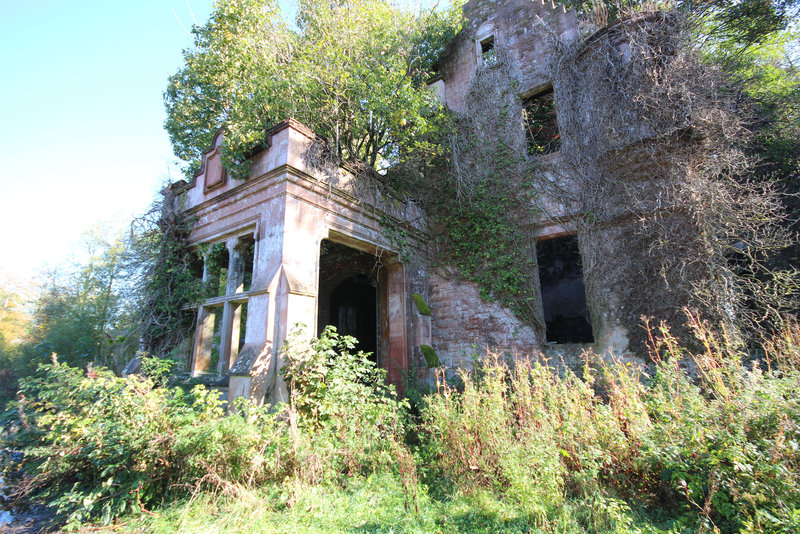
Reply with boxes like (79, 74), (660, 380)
(189, 251), (205, 282)
(536, 235), (594, 343)
(239, 236), (255, 292)
(523, 88), (560, 156)
(210, 306), (225, 372)
(480, 36), (497, 66)
(238, 302), (248, 351)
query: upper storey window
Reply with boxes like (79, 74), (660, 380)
(480, 35), (497, 66)
(523, 87), (561, 156)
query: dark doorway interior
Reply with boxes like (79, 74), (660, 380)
(329, 274), (377, 357)
(318, 240), (380, 361)
(537, 235), (594, 343)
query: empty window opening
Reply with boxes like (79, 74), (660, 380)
(239, 236), (255, 292)
(480, 35), (497, 66)
(237, 302), (248, 352)
(189, 251), (204, 282)
(318, 240), (380, 363)
(205, 243), (229, 298)
(209, 306), (225, 373)
(191, 234), (256, 378)
(523, 88), (560, 156)
(537, 235), (593, 343)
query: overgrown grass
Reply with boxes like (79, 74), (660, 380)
(130, 473), (656, 533)
(3, 317), (800, 532)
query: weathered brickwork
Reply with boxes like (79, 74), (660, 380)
(441, 0), (577, 112)
(427, 275), (541, 368)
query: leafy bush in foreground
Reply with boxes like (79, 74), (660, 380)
(3, 318), (800, 532)
(1, 357), (284, 526)
(0, 327), (411, 527)
(280, 326), (415, 490)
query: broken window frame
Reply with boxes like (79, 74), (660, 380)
(523, 86), (561, 156)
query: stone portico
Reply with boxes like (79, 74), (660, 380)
(175, 120), (428, 403)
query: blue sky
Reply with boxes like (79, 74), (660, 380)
(0, 1), (218, 278)
(0, 0), (446, 281)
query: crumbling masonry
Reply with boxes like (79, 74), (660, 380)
(172, 0), (726, 403)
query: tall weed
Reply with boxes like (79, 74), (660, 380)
(420, 316), (800, 532)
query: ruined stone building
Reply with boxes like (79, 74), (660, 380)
(172, 0), (718, 403)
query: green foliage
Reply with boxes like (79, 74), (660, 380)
(6, 320), (800, 531)
(21, 227), (136, 373)
(437, 178), (539, 323)
(562, 0), (799, 48)
(1, 326), (415, 528)
(0, 279), (31, 407)
(392, 57), (544, 329)
(1, 357), (288, 527)
(523, 90), (561, 156)
(420, 317), (800, 532)
(131, 192), (203, 359)
(138, 354), (176, 387)
(164, 0), (465, 177)
(3, 360), (207, 525)
(280, 325), (412, 481)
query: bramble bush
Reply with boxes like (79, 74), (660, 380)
(0, 356), (283, 527)
(0, 327), (412, 527)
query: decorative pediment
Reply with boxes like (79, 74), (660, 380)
(203, 131), (227, 192)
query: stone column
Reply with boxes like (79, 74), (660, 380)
(385, 262), (407, 393)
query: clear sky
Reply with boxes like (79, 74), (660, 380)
(0, 0), (446, 281)
(0, 1), (220, 279)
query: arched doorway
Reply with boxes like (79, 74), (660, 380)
(317, 237), (407, 392)
(318, 240), (381, 363)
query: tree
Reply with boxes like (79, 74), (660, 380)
(0, 273), (33, 351)
(24, 226), (136, 372)
(164, 0), (463, 177)
(0, 272), (35, 403)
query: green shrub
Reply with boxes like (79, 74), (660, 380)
(280, 326), (413, 483)
(633, 316), (800, 532)
(6, 318), (800, 532)
(420, 354), (631, 528)
(419, 317), (800, 532)
(0, 358), (288, 527)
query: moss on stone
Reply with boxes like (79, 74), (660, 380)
(412, 293), (432, 316)
(420, 345), (440, 368)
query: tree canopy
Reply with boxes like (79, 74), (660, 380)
(164, 0), (463, 177)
